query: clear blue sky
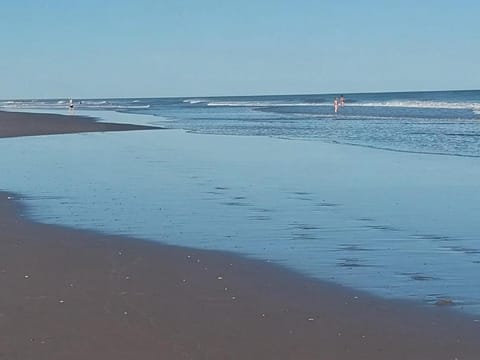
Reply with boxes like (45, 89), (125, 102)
(1, 0), (478, 99)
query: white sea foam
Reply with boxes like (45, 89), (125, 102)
(351, 100), (480, 110)
(0, 100), (150, 110)
(201, 99), (480, 111)
(3, 97), (479, 115)
(81, 100), (107, 105)
(206, 101), (330, 107)
(78, 104), (150, 110)
(123, 105), (151, 109)
(183, 99), (208, 104)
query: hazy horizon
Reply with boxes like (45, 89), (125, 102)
(1, 88), (479, 102)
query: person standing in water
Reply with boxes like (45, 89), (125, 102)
(334, 98), (339, 113)
(340, 95), (345, 107)
(68, 98), (74, 110)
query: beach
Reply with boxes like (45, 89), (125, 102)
(1, 110), (479, 359)
(0, 110), (159, 138)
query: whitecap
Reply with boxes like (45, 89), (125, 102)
(184, 99), (207, 104)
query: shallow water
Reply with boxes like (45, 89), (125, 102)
(1, 112), (479, 315)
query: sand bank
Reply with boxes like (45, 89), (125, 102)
(0, 110), (159, 138)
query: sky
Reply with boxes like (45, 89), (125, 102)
(0, 0), (478, 99)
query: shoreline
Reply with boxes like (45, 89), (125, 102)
(1, 110), (479, 359)
(2, 191), (480, 359)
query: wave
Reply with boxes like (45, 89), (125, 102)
(3, 96), (479, 115)
(75, 104), (151, 110)
(184, 99), (331, 107)
(186, 99), (480, 111)
(206, 101), (330, 107)
(81, 100), (108, 105)
(351, 100), (480, 111)
(0, 100), (150, 110)
(183, 99), (208, 104)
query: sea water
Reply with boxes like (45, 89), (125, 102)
(1, 90), (479, 315)
(3, 90), (479, 157)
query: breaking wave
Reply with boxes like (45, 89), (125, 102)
(195, 100), (480, 111)
(0, 100), (150, 110)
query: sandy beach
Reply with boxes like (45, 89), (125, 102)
(0, 110), (159, 138)
(1, 111), (480, 360)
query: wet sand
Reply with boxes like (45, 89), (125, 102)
(1, 111), (479, 359)
(0, 110), (159, 138)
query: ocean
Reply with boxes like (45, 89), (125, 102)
(2, 90), (480, 157)
(1, 90), (480, 315)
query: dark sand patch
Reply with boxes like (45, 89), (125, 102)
(0, 110), (160, 138)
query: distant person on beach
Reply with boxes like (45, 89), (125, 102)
(334, 98), (339, 113)
(68, 98), (74, 110)
(340, 95), (345, 107)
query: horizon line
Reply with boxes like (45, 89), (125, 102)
(2, 88), (479, 102)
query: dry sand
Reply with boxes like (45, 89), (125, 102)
(0, 110), (479, 359)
